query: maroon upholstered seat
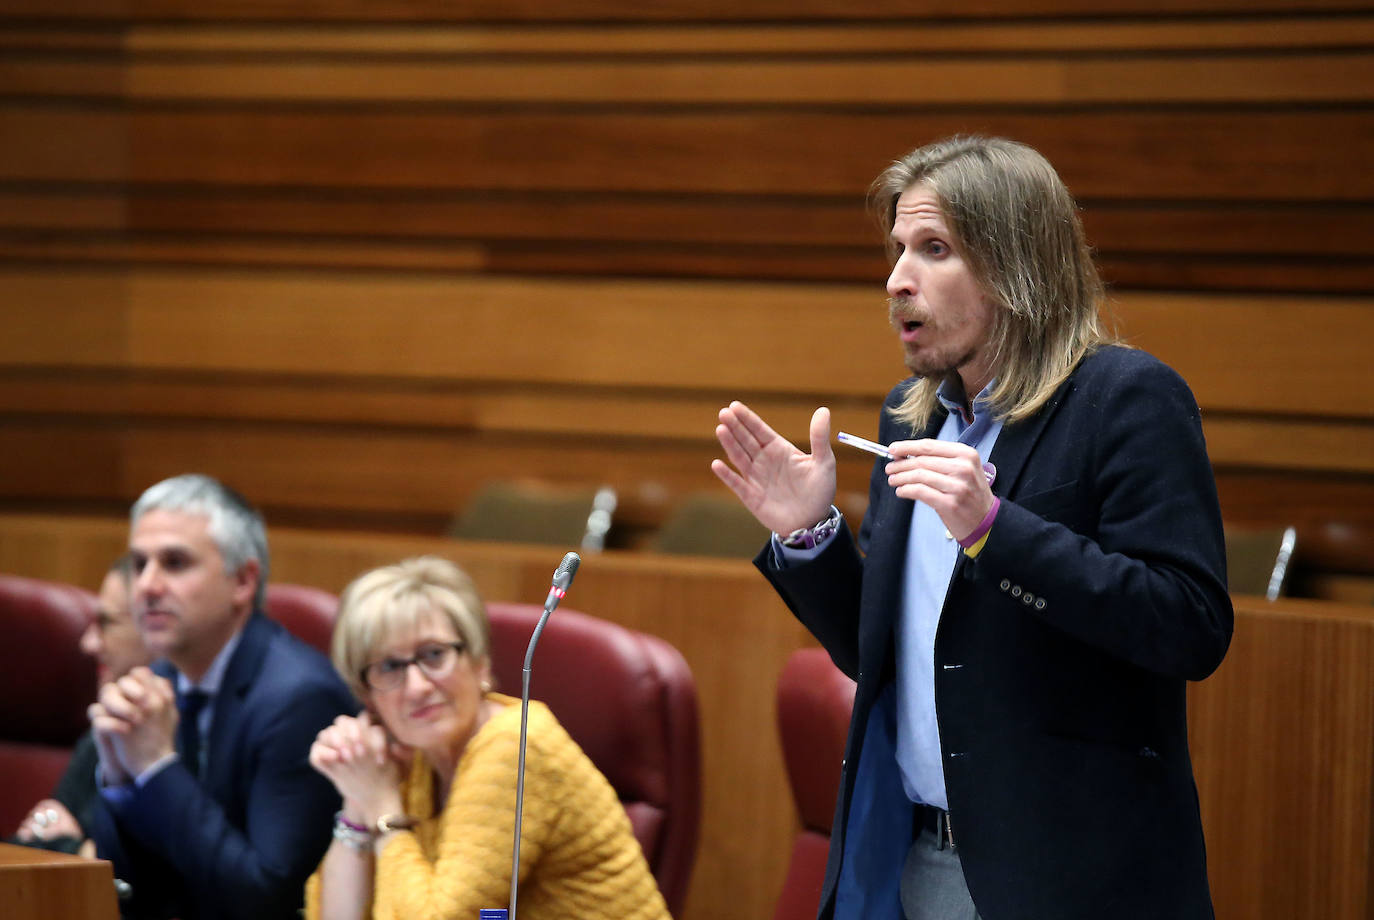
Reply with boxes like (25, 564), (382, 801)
(485, 602), (701, 917)
(0, 574), (100, 835)
(773, 648), (856, 920)
(264, 583), (339, 654)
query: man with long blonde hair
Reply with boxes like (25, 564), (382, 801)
(713, 136), (1231, 920)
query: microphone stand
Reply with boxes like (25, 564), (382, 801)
(508, 552), (579, 920)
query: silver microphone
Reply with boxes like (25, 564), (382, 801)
(509, 552), (580, 920)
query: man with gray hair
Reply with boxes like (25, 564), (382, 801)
(713, 137), (1232, 919)
(87, 474), (355, 920)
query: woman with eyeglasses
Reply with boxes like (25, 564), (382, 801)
(303, 556), (669, 920)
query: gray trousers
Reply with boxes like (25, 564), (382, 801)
(899, 822), (981, 920)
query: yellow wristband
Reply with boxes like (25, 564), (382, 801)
(963, 528), (991, 558)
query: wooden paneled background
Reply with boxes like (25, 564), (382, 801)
(0, 2), (1372, 918)
(1, 0), (1372, 592)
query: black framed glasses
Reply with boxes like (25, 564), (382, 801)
(360, 641), (466, 692)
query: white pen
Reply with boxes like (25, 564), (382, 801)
(837, 431), (895, 461)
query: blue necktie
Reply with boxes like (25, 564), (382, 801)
(177, 689), (210, 778)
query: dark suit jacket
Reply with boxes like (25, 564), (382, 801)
(89, 612), (356, 920)
(760, 346), (1233, 920)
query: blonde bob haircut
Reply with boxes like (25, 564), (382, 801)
(331, 555), (490, 700)
(870, 135), (1116, 431)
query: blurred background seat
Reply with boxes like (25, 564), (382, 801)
(0, 574), (98, 835)
(1225, 525), (1298, 600)
(650, 491), (770, 558)
(264, 583), (339, 654)
(485, 601), (700, 917)
(772, 648), (856, 920)
(449, 481), (617, 552)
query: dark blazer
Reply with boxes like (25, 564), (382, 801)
(89, 612), (356, 920)
(760, 346), (1233, 920)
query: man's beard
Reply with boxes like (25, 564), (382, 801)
(889, 296), (966, 381)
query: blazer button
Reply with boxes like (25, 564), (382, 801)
(1022, 592), (1034, 605)
(999, 579), (1011, 592)
(1034, 598), (1046, 610)
(1011, 585), (1022, 598)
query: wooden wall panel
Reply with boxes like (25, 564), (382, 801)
(0, 109), (126, 183)
(3, 513), (1374, 920)
(3, 266), (1368, 414)
(2, 14), (1371, 291)
(1, 5), (1371, 596)
(0, 262), (1371, 571)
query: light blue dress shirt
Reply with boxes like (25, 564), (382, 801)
(773, 379), (1002, 812)
(895, 380), (1001, 809)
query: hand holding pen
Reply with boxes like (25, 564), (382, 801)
(838, 431), (996, 542)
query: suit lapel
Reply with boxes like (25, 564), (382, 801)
(985, 371), (1077, 500)
(203, 613), (274, 795)
(948, 370), (1078, 583)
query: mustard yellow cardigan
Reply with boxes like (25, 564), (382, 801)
(305, 693), (670, 920)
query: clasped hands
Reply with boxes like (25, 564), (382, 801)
(712, 400), (994, 542)
(87, 666), (179, 786)
(309, 711), (407, 828)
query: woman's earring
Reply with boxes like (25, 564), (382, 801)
(480, 679), (492, 694)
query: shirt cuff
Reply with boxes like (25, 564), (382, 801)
(135, 752), (180, 787)
(772, 509), (844, 566)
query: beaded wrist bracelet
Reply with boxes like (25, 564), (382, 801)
(333, 811), (374, 852)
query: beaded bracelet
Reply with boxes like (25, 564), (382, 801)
(781, 506), (842, 549)
(332, 811), (373, 852)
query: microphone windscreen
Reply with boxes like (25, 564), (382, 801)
(552, 551), (581, 590)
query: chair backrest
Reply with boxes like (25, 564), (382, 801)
(772, 648), (856, 920)
(650, 491), (770, 558)
(449, 481), (616, 551)
(0, 574), (99, 834)
(485, 602), (701, 916)
(264, 582), (339, 654)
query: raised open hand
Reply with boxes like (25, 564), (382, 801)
(711, 401), (837, 535)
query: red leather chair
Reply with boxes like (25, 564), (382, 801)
(0, 574), (99, 835)
(773, 648), (857, 920)
(486, 602), (701, 917)
(264, 583), (339, 654)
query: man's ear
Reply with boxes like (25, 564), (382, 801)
(231, 558), (261, 612)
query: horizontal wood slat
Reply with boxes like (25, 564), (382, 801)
(7, 55), (1370, 106)
(7, 16), (1374, 58)
(1, 235), (1368, 294)
(4, 191), (1370, 259)
(119, 18), (1374, 55)
(2, 0), (1369, 23)
(10, 108), (1365, 207)
(99, 110), (1374, 202)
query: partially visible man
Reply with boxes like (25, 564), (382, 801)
(713, 137), (1231, 919)
(87, 474), (356, 920)
(9, 558), (150, 856)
